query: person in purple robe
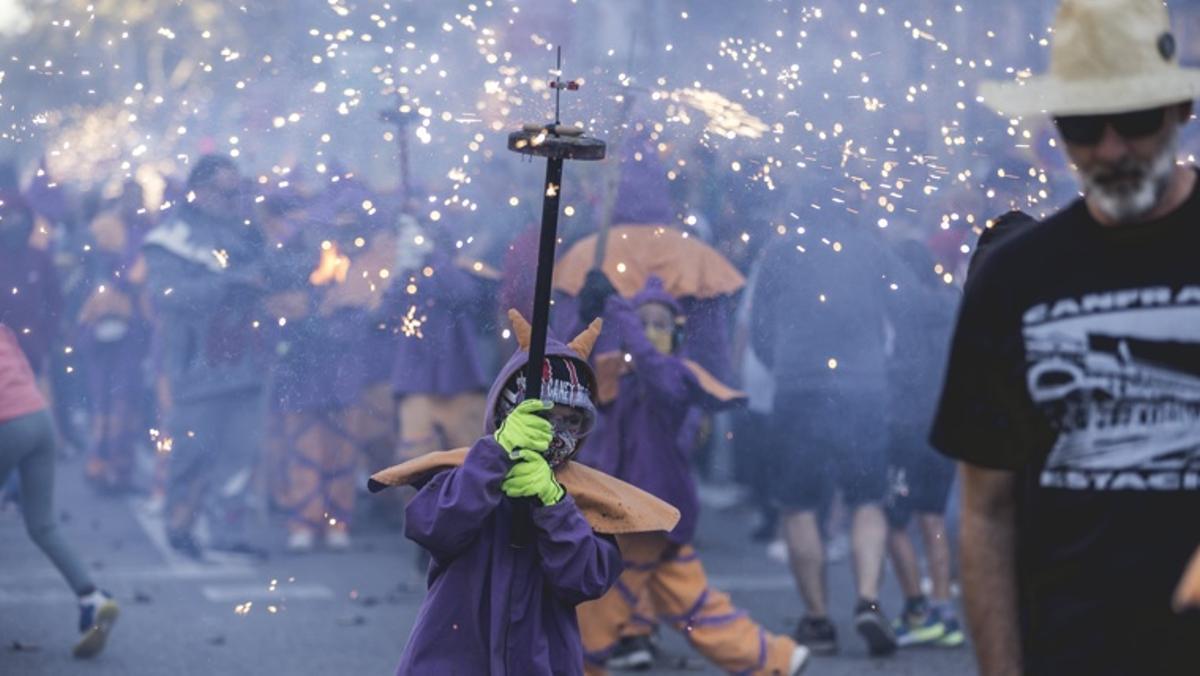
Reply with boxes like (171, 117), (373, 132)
(575, 276), (808, 676)
(390, 318), (624, 675)
(265, 183), (399, 552)
(76, 181), (155, 493)
(383, 212), (492, 461)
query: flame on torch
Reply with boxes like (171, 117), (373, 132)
(310, 241), (351, 285)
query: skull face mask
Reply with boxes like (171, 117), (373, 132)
(541, 405), (589, 467)
(545, 427), (580, 468)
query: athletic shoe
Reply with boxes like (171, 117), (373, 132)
(934, 613), (966, 648)
(287, 529), (316, 553)
(324, 529), (351, 551)
(607, 635), (655, 670)
(894, 608), (945, 647)
(854, 599), (897, 657)
(74, 591), (119, 659)
(788, 645), (811, 674)
(793, 616), (838, 655)
(167, 531), (204, 561)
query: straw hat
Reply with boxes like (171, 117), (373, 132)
(979, 0), (1200, 116)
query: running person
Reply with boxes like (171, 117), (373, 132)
(0, 324), (119, 658)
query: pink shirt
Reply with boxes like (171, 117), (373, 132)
(0, 324), (47, 423)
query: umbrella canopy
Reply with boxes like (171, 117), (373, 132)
(554, 224), (745, 300)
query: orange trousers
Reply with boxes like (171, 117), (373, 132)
(396, 392), (486, 460)
(277, 384), (397, 532)
(578, 532), (797, 676)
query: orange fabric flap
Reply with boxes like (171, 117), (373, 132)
(683, 359), (747, 404)
(368, 448), (469, 491)
(368, 451), (680, 536)
(591, 350), (746, 407)
(555, 461), (680, 535)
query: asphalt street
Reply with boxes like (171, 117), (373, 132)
(0, 455), (976, 675)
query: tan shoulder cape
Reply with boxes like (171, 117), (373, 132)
(368, 450), (680, 536)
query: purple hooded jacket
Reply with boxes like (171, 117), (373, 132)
(396, 335), (623, 675)
(581, 283), (730, 545)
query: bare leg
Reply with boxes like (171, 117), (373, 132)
(919, 514), (953, 603)
(782, 510), (827, 617)
(887, 525), (924, 600)
(851, 503), (887, 602)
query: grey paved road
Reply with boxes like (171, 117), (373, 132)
(0, 456), (975, 675)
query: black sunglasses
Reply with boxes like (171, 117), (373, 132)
(1054, 107), (1168, 145)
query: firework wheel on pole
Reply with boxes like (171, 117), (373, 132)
(508, 125), (606, 161)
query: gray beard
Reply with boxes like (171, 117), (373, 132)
(1080, 134), (1178, 224)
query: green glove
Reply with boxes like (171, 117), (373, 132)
(501, 449), (565, 506)
(494, 399), (554, 457)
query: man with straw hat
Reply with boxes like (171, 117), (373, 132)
(931, 1), (1200, 675)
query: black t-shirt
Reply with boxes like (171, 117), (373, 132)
(931, 173), (1200, 676)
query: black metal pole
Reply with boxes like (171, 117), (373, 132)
(523, 156), (564, 401)
(503, 45), (604, 549)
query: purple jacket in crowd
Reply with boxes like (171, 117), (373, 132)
(396, 338), (623, 675)
(386, 249), (490, 398)
(581, 292), (723, 546)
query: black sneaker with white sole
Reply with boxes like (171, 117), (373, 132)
(793, 616), (838, 655)
(854, 598), (898, 657)
(607, 635), (655, 671)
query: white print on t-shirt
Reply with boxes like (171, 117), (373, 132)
(1022, 287), (1200, 492)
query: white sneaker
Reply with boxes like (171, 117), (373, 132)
(74, 591), (119, 659)
(789, 645), (811, 675)
(287, 529), (315, 552)
(766, 538), (789, 564)
(325, 529), (351, 551)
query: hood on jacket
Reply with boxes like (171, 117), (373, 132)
(485, 310), (602, 439)
(631, 275), (682, 316)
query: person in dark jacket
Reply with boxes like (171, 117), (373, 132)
(142, 155), (269, 560)
(76, 182), (154, 493)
